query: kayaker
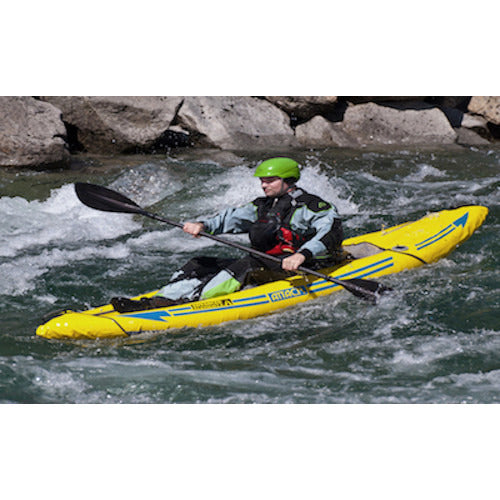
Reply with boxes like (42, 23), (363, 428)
(112, 157), (344, 312)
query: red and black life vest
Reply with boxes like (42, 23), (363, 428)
(249, 189), (309, 255)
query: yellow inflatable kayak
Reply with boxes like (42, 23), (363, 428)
(36, 205), (488, 340)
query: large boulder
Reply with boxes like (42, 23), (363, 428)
(40, 96), (184, 153)
(296, 102), (457, 146)
(296, 116), (356, 147)
(175, 96), (296, 150)
(341, 103), (458, 145)
(468, 96), (500, 125)
(0, 97), (70, 168)
(263, 96), (338, 123)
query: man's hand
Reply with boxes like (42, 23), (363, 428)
(183, 222), (204, 237)
(281, 252), (306, 271)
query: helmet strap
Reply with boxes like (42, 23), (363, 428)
(278, 179), (295, 197)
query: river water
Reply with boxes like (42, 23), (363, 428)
(0, 147), (498, 404)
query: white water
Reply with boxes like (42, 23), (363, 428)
(0, 148), (498, 408)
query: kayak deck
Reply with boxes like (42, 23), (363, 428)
(36, 205), (488, 340)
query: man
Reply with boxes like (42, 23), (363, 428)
(112, 157), (344, 313)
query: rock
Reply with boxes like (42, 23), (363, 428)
(297, 103), (457, 146)
(461, 113), (491, 139)
(4, 96), (497, 170)
(343, 97), (426, 104)
(455, 128), (490, 146)
(176, 96), (296, 150)
(296, 116), (357, 147)
(468, 96), (500, 125)
(338, 103), (457, 145)
(263, 96), (338, 123)
(462, 113), (489, 129)
(40, 96), (184, 153)
(0, 96), (69, 168)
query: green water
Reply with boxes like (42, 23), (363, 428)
(0, 147), (498, 403)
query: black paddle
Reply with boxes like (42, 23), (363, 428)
(75, 182), (392, 303)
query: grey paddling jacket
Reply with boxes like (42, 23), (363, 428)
(201, 188), (343, 262)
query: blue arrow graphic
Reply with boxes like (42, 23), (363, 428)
(452, 212), (468, 228)
(120, 310), (171, 322)
(416, 211), (469, 250)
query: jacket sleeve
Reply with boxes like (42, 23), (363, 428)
(200, 202), (258, 235)
(291, 200), (343, 260)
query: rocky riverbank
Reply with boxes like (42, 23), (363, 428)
(1, 96), (499, 169)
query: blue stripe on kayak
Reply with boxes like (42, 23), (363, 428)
(232, 295), (268, 303)
(415, 212), (469, 250)
(310, 261), (395, 293)
(308, 257), (394, 291)
(415, 224), (452, 247)
(416, 226), (455, 250)
(337, 256), (393, 279)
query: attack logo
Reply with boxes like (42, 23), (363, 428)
(269, 286), (308, 302)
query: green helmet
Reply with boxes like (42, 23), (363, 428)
(254, 157), (300, 181)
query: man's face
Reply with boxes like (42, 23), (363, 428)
(260, 177), (290, 197)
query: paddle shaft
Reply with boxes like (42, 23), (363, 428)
(75, 182), (389, 302)
(141, 209), (375, 297)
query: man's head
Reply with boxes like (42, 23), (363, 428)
(254, 157), (300, 197)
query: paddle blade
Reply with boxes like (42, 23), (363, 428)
(343, 278), (393, 303)
(75, 183), (146, 215)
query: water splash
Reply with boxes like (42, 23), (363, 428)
(0, 184), (141, 258)
(0, 147), (498, 404)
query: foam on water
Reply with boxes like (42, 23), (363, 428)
(108, 162), (183, 207)
(0, 184), (141, 258)
(300, 162), (358, 215)
(403, 163), (448, 182)
(391, 336), (466, 370)
(202, 165), (262, 212)
(432, 369), (500, 391)
(1, 147), (498, 404)
(0, 183), (144, 296)
(0, 243), (131, 296)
